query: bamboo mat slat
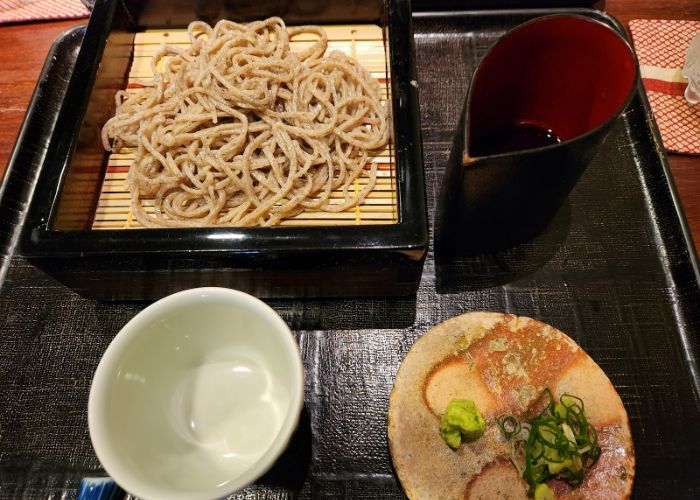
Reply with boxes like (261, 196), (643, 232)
(132, 25), (383, 44)
(92, 24), (396, 230)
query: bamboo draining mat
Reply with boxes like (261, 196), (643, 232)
(92, 24), (397, 230)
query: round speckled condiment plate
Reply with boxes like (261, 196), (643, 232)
(387, 312), (635, 499)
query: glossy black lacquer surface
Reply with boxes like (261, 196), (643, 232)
(437, 14), (639, 256)
(18, 0), (428, 299)
(1, 7), (699, 500)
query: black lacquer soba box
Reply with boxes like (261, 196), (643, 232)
(18, 0), (427, 300)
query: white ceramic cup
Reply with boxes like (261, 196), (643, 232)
(88, 287), (304, 500)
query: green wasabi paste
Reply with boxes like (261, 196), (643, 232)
(439, 399), (485, 449)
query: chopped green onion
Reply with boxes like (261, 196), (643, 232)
(497, 415), (521, 439)
(497, 390), (602, 497)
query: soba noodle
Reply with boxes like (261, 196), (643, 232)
(101, 17), (390, 228)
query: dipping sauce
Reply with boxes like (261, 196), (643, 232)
(471, 122), (562, 157)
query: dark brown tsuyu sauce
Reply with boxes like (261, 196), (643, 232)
(472, 122), (562, 157)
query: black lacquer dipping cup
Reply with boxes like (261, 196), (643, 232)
(436, 14), (638, 258)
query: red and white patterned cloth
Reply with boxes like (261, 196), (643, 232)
(0, 0), (89, 24)
(629, 19), (700, 155)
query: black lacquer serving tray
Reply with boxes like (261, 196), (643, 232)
(1, 6), (699, 500)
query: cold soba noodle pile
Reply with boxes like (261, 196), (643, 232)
(102, 17), (389, 227)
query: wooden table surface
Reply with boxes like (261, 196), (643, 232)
(0, 2), (698, 253)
